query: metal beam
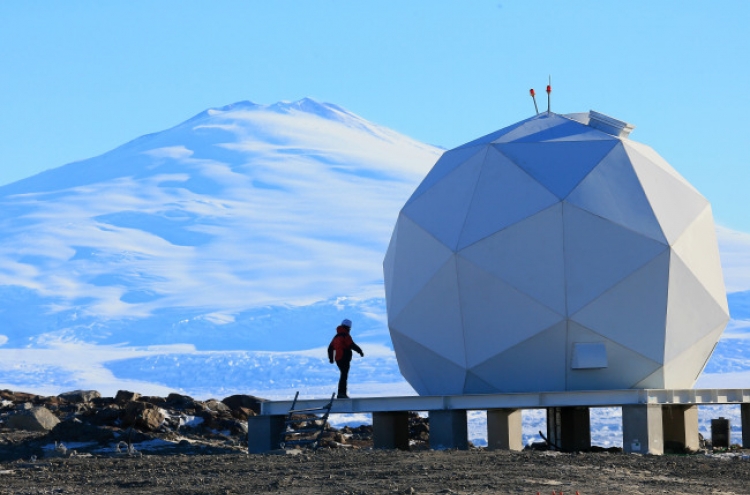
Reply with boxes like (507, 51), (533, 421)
(260, 389), (750, 416)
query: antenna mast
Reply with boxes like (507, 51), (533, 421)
(546, 76), (552, 114)
(529, 88), (539, 115)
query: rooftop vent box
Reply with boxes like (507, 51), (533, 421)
(587, 110), (635, 138)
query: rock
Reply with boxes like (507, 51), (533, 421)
(58, 390), (101, 403)
(204, 399), (231, 413)
(221, 394), (267, 415)
(48, 420), (116, 443)
(166, 393), (197, 410)
(115, 390), (141, 403)
(6, 407), (60, 432)
(123, 402), (165, 431)
(87, 406), (122, 426)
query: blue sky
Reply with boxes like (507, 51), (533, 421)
(1, 1), (749, 230)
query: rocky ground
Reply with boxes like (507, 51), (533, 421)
(1, 389), (750, 494)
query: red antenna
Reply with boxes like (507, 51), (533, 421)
(530, 88), (539, 115)
(546, 75), (552, 114)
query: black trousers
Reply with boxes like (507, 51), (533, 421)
(336, 360), (350, 397)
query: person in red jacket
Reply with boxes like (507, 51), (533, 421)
(327, 318), (364, 399)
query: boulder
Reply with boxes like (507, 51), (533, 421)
(204, 399), (231, 413)
(58, 390), (101, 403)
(115, 390), (140, 404)
(6, 407), (60, 431)
(221, 394), (267, 415)
(165, 393), (197, 410)
(123, 402), (165, 431)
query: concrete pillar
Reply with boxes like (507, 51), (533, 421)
(662, 404), (699, 452)
(546, 406), (590, 451)
(372, 411), (410, 450)
(429, 410), (468, 450)
(742, 404), (750, 449)
(247, 415), (285, 453)
(487, 409), (523, 451)
(622, 404), (663, 454)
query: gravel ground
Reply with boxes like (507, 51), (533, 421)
(1, 448), (749, 494)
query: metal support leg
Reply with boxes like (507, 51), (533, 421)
(429, 410), (468, 450)
(248, 415), (285, 453)
(373, 411), (410, 450)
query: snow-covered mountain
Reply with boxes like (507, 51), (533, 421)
(0, 98), (749, 446)
(0, 98), (442, 396)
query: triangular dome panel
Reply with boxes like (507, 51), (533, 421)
(495, 140), (619, 199)
(464, 371), (499, 394)
(664, 254), (730, 362)
(570, 250), (670, 363)
(383, 220), (399, 302)
(672, 205), (728, 312)
(563, 203), (669, 315)
(391, 257), (466, 367)
(566, 142), (666, 244)
(405, 145), (485, 206)
(457, 256), (565, 368)
(391, 330), (429, 395)
(633, 368), (665, 389)
(457, 147), (560, 249)
(469, 321), (567, 393)
(622, 140), (701, 193)
(390, 330), (466, 395)
(402, 148), (486, 250)
(624, 142), (709, 244)
(459, 204), (566, 315)
(386, 215), (454, 320)
(662, 322), (726, 389)
(455, 117), (536, 150)
(565, 321), (662, 390)
(500, 116), (617, 143)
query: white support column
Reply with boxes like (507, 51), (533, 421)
(622, 404), (663, 455)
(662, 404), (699, 452)
(487, 408), (523, 451)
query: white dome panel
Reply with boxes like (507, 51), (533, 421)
(563, 203), (668, 315)
(565, 322), (662, 391)
(566, 143), (666, 243)
(459, 204), (566, 315)
(570, 250), (669, 363)
(673, 205), (728, 312)
(406, 145), (485, 206)
(457, 256), (564, 367)
(495, 140), (618, 199)
(385, 215), (454, 320)
(469, 321), (567, 393)
(457, 147), (559, 250)
(662, 322), (726, 389)
(391, 330), (466, 396)
(664, 254), (731, 362)
(402, 148), (486, 250)
(391, 257), (466, 367)
(625, 142), (709, 244)
(500, 115), (616, 143)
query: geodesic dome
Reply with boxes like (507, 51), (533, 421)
(383, 111), (729, 395)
